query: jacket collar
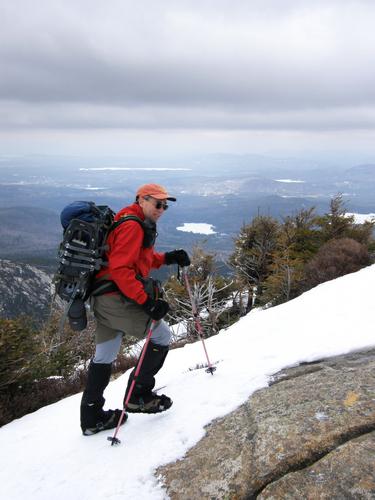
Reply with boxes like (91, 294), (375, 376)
(114, 202), (145, 221)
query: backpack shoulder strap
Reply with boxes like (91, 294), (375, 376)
(110, 214), (144, 232)
(109, 214), (156, 248)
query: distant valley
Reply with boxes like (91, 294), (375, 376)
(1, 155), (375, 272)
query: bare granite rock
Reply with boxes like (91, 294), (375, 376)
(259, 431), (375, 499)
(158, 349), (375, 499)
(0, 259), (58, 321)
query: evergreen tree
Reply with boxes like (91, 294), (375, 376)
(281, 207), (322, 262)
(229, 215), (280, 309)
(316, 193), (375, 249)
(317, 193), (355, 241)
(261, 249), (304, 306)
(229, 197), (374, 309)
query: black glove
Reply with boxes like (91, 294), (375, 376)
(165, 249), (191, 267)
(142, 297), (170, 320)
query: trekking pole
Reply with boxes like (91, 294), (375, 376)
(182, 267), (216, 375)
(107, 319), (157, 446)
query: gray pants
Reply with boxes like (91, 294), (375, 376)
(91, 293), (172, 364)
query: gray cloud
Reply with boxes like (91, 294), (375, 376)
(1, 0), (375, 135)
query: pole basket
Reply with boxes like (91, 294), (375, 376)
(107, 436), (121, 446)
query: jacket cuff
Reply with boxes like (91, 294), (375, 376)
(139, 294), (149, 306)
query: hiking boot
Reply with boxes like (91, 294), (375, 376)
(126, 392), (172, 414)
(81, 405), (127, 436)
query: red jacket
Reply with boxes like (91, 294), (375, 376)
(96, 203), (166, 304)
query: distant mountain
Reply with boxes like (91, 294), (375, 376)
(0, 206), (61, 257)
(0, 259), (59, 321)
(1, 160), (375, 263)
(344, 164), (375, 179)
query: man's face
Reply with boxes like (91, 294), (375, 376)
(139, 196), (168, 222)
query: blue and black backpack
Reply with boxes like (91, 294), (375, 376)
(54, 201), (145, 331)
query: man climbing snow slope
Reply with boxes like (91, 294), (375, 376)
(80, 183), (190, 435)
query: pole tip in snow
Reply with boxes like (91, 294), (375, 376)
(206, 366), (217, 375)
(107, 436), (121, 446)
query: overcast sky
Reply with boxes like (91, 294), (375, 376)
(1, 0), (375, 161)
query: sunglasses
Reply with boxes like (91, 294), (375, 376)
(144, 196), (169, 210)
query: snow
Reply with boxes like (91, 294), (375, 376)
(274, 178), (305, 183)
(346, 212), (375, 224)
(1, 265), (375, 500)
(176, 223), (216, 235)
(79, 168), (191, 171)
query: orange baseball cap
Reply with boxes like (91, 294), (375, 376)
(136, 183), (176, 201)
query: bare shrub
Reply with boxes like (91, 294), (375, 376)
(303, 237), (370, 289)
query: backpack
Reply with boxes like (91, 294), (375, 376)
(53, 201), (145, 331)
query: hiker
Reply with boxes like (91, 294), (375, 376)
(80, 183), (190, 435)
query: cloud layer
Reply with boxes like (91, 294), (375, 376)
(1, 0), (375, 156)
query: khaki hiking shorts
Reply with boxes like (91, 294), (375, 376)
(92, 293), (150, 345)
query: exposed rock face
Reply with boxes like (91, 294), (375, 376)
(158, 349), (375, 499)
(0, 259), (57, 321)
(259, 431), (375, 499)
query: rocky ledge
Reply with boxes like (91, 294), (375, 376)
(0, 259), (58, 321)
(158, 349), (375, 499)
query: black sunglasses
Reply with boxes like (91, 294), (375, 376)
(144, 196), (169, 210)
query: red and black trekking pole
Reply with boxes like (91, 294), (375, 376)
(107, 319), (157, 446)
(182, 267), (216, 375)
